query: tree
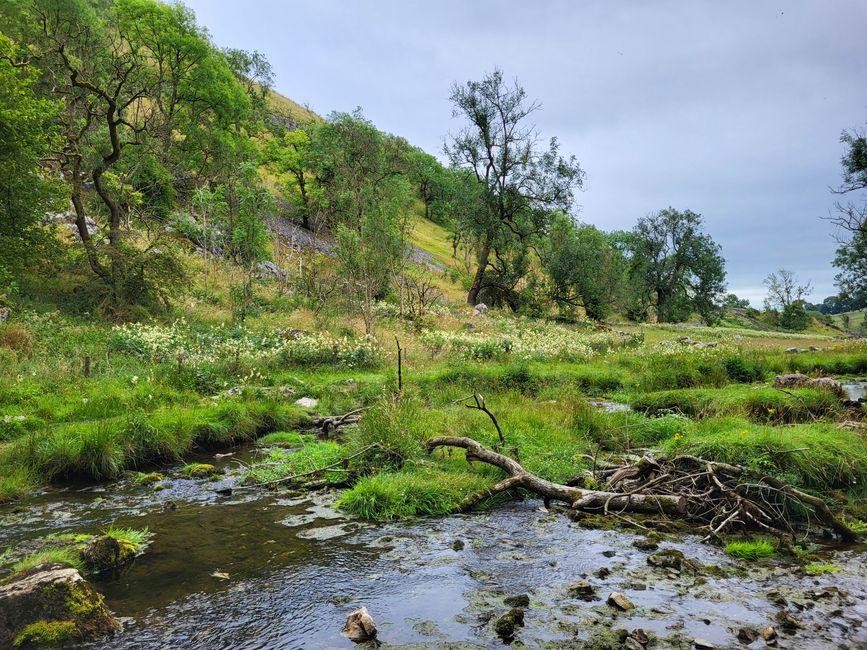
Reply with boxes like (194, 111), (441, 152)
(265, 126), (321, 230)
(0, 31), (63, 295)
(762, 269), (811, 311)
(445, 69), (584, 306)
(829, 122), (867, 309)
(542, 213), (623, 320)
(311, 110), (414, 332)
(723, 293), (751, 309)
(3, 0), (261, 310)
(627, 208), (726, 323)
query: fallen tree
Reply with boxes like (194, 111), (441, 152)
(425, 436), (858, 542)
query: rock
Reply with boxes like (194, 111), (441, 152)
(736, 627), (759, 643)
(472, 303), (488, 316)
(761, 626), (777, 641)
(79, 535), (136, 574)
(677, 336), (693, 344)
(503, 594), (529, 607)
(632, 536), (660, 551)
(607, 592), (635, 610)
(451, 539), (465, 551)
(694, 341), (718, 349)
(594, 567), (612, 579)
(602, 550), (617, 558)
(185, 463), (219, 478)
(493, 607), (524, 640)
(784, 347), (808, 354)
(567, 579), (596, 599)
(693, 639), (714, 649)
(772, 373), (843, 396)
(134, 472), (164, 486)
(294, 397), (318, 409)
(0, 563), (119, 647)
(257, 260), (286, 280)
(647, 549), (684, 570)
(342, 606), (377, 643)
(775, 611), (802, 633)
(630, 628), (649, 645)
(0, 306), (10, 323)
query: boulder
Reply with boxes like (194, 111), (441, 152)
(0, 563), (119, 648)
(503, 594), (529, 607)
(257, 260), (286, 280)
(80, 535), (136, 574)
(647, 549), (684, 570)
(772, 373), (843, 396)
(472, 303), (488, 316)
(607, 592), (635, 610)
(342, 607), (376, 643)
(295, 397), (318, 409)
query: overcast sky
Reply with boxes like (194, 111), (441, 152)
(185, 0), (867, 306)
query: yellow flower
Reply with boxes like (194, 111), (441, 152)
(767, 408), (776, 415)
(740, 428), (748, 436)
(673, 433), (683, 442)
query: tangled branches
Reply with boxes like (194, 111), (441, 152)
(426, 437), (857, 542)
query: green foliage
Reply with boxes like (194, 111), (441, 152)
(14, 620), (79, 647)
(337, 463), (494, 519)
(779, 302), (810, 331)
(804, 563), (840, 575)
(13, 548), (85, 574)
(724, 538), (776, 561)
(345, 392), (431, 470)
(257, 431), (310, 447)
(628, 208), (726, 323)
(103, 525), (149, 551)
(245, 441), (344, 484)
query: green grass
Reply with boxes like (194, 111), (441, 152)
(724, 539), (777, 560)
(12, 548), (85, 574)
(257, 431), (311, 447)
(103, 525), (149, 551)
(337, 461), (497, 519)
(629, 385), (843, 423)
(804, 563), (841, 575)
(663, 417), (867, 490)
(245, 441), (346, 484)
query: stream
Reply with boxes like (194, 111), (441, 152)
(1, 444), (866, 649)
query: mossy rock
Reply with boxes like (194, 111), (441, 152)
(184, 463), (219, 479)
(79, 535), (136, 574)
(647, 549), (684, 570)
(133, 472), (164, 486)
(0, 563), (119, 648)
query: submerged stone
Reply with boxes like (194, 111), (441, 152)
(0, 563), (119, 648)
(493, 607), (524, 640)
(647, 549), (684, 570)
(503, 594), (529, 607)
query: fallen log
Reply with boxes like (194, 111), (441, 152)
(425, 435), (857, 541)
(425, 436), (686, 516)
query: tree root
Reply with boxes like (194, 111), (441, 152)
(426, 436), (857, 542)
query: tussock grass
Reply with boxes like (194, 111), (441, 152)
(338, 461), (496, 519)
(12, 548), (85, 574)
(724, 538), (776, 560)
(245, 441), (345, 484)
(104, 525), (149, 550)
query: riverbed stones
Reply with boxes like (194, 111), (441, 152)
(607, 592), (635, 610)
(493, 607), (524, 640)
(647, 548), (684, 570)
(503, 593), (529, 607)
(761, 626), (777, 641)
(0, 563), (119, 647)
(342, 606), (376, 643)
(693, 638), (714, 649)
(567, 579), (596, 600)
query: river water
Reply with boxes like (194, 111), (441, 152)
(1, 446), (866, 649)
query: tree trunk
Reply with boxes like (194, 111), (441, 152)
(467, 239), (491, 306)
(425, 436), (687, 516)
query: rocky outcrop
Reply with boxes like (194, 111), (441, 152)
(772, 373), (843, 396)
(0, 563), (119, 647)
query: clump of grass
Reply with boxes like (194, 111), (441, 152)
(804, 563), (841, 575)
(245, 441), (345, 484)
(0, 465), (35, 502)
(724, 538), (777, 561)
(337, 462), (495, 519)
(257, 431), (310, 447)
(103, 525), (149, 551)
(13, 548), (85, 574)
(344, 391), (431, 470)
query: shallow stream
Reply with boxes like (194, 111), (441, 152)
(1, 445), (866, 649)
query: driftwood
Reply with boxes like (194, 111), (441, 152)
(425, 436), (857, 542)
(425, 436), (686, 516)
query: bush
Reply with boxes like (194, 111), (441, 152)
(0, 323), (32, 353)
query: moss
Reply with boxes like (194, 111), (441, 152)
(14, 620), (78, 647)
(183, 463), (218, 478)
(133, 472), (163, 485)
(804, 563), (840, 575)
(724, 538), (776, 561)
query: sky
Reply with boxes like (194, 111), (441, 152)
(184, 0), (867, 306)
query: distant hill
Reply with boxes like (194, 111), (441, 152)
(266, 89), (320, 125)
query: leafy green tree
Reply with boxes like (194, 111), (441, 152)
(0, 31), (63, 296)
(542, 213), (622, 320)
(779, 302), (810, 331)
(825, 123), (866, 309)
(266, 126), (321, 230)
(627, 208), (726, 323)
(445, 69), (584, 306)
(723, 293), (751, 309)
